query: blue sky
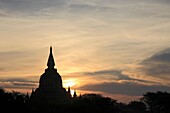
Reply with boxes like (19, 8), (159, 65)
(0, 0), (170, 103)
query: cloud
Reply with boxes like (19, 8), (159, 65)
(0, 67), (5, 71)
(0, 0), (67, 10)
(0, 0), (68, 16)
(83, 69), (156, 84)
(0, 51), (25, 61)
(79, 81), (170, 96)
(77, 48), (170, 97)
(13, 82), (36, 87)
(142, 48), (170, 63)
(85, 69), (136, 81)
(0, 76), (38, 89)
(0, 50), (38, 72)
(0, 0), (169, 103)
(0, 0), (169, 18)
(0, 77), (37, 83)
(85, 69), (122, 76)
(140, 48), (170, 77)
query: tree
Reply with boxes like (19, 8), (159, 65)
(71, 94), (119, 113)
(127, 101), (146, 112)
(141, 91), (170, 113)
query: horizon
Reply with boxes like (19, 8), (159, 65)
(0, 0), (170, 103)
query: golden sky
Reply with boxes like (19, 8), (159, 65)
(0, 0), (170, 103)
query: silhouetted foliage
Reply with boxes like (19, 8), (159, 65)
(141, 91), (170, 113)
(0, 88), (29, 113)
(0, 88), (170, 113)
(124, 101), (146, 113)
(69, 94), (119, 113)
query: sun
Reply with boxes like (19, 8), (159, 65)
(63, 79), (76, 88)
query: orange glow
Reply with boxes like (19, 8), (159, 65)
(63, 79), (77, 88)
(70, 90), (75, 97)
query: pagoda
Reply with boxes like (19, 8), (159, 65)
(31, 46), (71, 103)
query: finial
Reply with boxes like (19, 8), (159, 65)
(47, 46), (55, 68)
(50, 46), (52, 52)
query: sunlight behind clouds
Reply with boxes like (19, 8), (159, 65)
(0, 0), (170, 103)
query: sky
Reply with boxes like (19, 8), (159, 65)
(0, 0), (170, 103)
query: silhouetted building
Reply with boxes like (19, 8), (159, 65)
(73, 90), (77, 98)
(31, 46), (71, 103)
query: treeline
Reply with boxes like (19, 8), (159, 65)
(0, 88), (170, 113)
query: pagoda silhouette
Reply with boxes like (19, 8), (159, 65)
(31, 46), (73, 104)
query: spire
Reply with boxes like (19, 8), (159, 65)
(68, 86), (71, 94)
(73, 90), (77, 98)
(47, 46), (55, 69)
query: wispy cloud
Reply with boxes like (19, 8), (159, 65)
(139, 48), (170, 81)
(84, 69), (142, 82)
(0, 0), (67, 16)
(79, 81), (170, 96)
(0, 0), (170, 18)
(0, 76), (38, 89)
(0, 0), (170, 103)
